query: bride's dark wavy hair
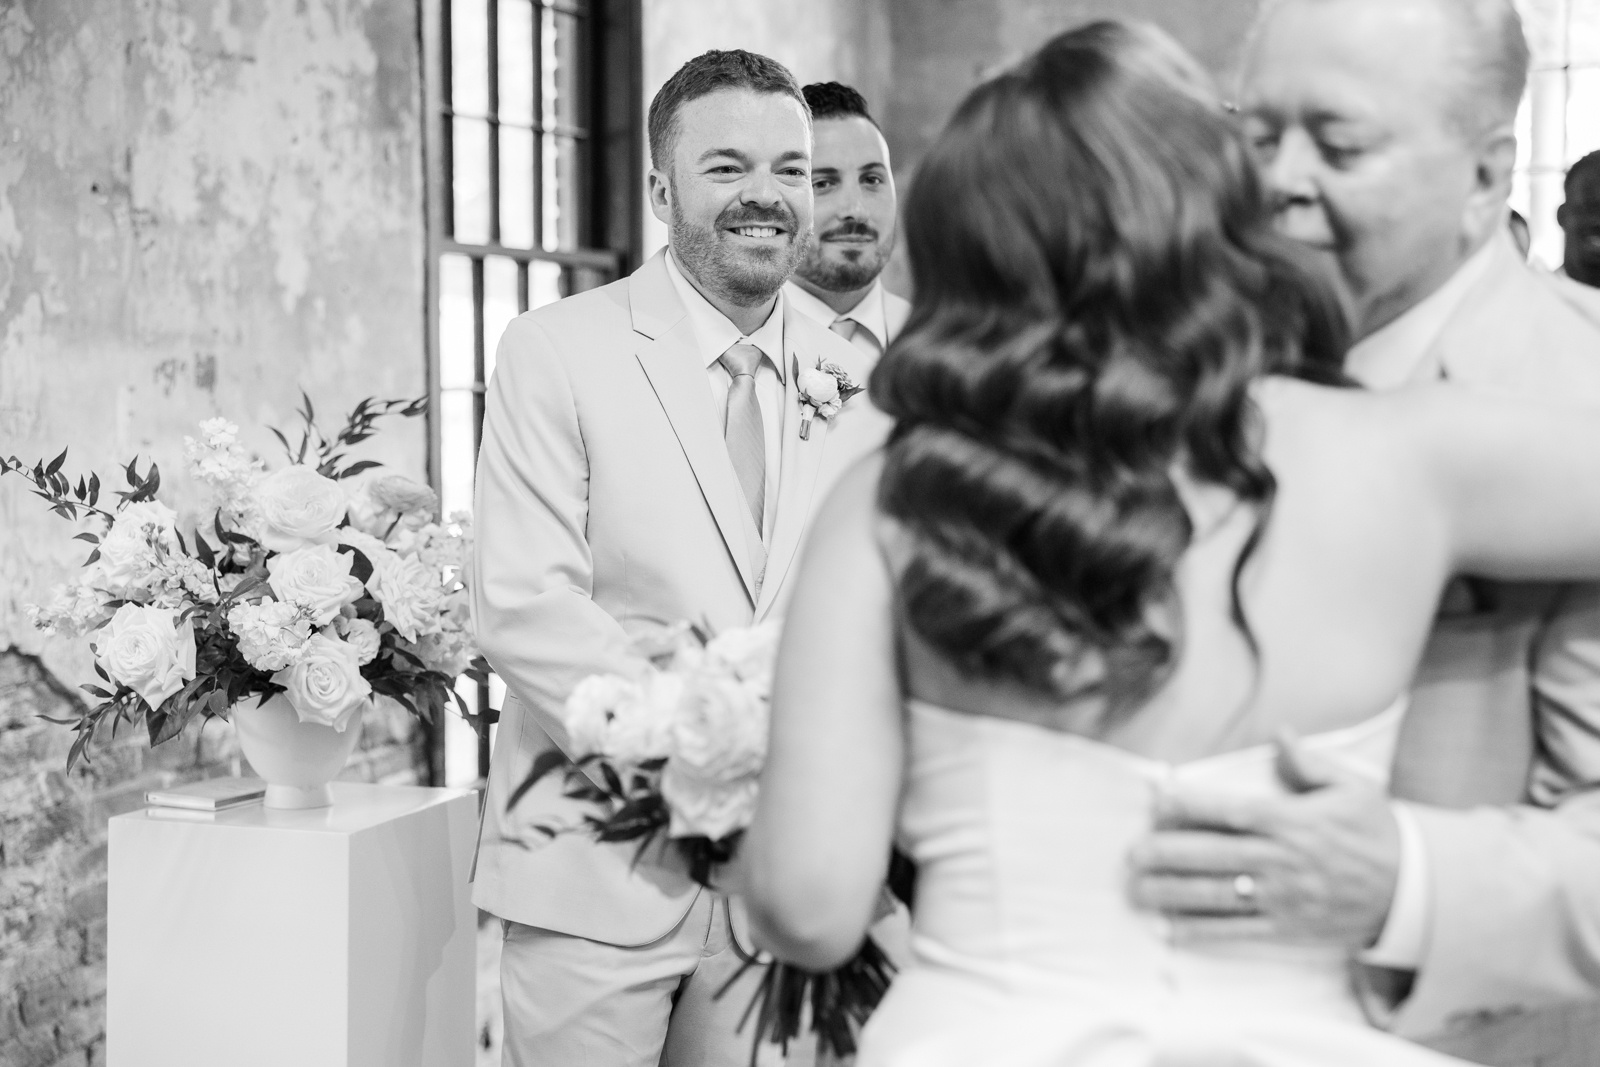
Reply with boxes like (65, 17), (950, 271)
(873, 20), (1350, 718)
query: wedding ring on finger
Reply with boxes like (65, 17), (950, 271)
(1231, 873), (1259, 909)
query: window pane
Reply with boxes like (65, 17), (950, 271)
(438, 388), (479, 529)
(1529, 168), (1568, 269)
(451, 0), (490, 115)
(500, 126), (535, 248)
(440, 253), (477, 390)
(1568, 67), (1600, 164)
(445, 680), (481, 787)
(498, 0), (535, 127)
(531, 260), (563, 310)
(548, 10), (587, 133)
(543, 134), (584, 251)
(484, 256), (521, 386)
(1572, 0), (1600, 65)
(1523, 0), (1570, 69)
(453, 117), (492, 244)
(1529, 69), (1569, 172)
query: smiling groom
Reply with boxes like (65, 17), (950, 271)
(470, 50), (887, 1067)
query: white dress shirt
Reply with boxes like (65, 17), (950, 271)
(1352, 238), (1498, 970)
(784, 279), (892, 360)
(665, 250), (786, 544)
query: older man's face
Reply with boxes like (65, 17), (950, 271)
(1239, 0), (1487, 339)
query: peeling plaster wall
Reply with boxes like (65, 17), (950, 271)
(0, 0), (428, 678)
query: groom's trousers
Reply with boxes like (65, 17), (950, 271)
(498, 890), (788, 1067)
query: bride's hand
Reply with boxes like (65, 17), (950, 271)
(1125, 738), (1402, 950)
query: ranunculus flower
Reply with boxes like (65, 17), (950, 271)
(798, 366), (841, 406)
(562, 674), (639, 758)
(94, 603), (196, 711)
(661, 766), (760, 840)
(227, 598), (314, 672)
(271, 634), (371, 731)
(333, 616), (381, 665)
(252, 465), (347, 552)
(267, 544), (365, 626)
(365, 547), (445, 642)
(669, 673), (768, 783)
(95, 501), (181, 594)
(704, 623), (781, 689)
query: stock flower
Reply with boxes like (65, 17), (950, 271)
(227, 597), (313, 672)
(27, 581), (114, 637)
(94, 604), (196, 711)
(267, 544), (365, 626)
(333, 615), (381, 665)
(271, 633), (371, 731)
(252, 465), (347, 552)
(365, 547), (445, 642)
(184, 418), (264, 521)
(96, 501), (181, 594)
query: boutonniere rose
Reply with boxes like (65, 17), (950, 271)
(795, 359), (864, 440)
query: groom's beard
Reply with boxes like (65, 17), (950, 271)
(671, 184), (808, 307)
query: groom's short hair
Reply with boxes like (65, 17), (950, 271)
(648, 50), (809, 170)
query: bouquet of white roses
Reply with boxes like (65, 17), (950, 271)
(3, 395), (489, 769)
(513, 621), (911, 1062)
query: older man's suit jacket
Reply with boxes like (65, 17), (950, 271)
(1369, 235), (1600, 1064)
(469, 249), (889, 944)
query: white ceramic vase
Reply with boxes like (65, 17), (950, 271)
(232, 692), (366, 810)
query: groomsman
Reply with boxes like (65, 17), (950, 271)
(1132, 0), (1600, 1063)
(783, 82), (910, 358)
(470, 50), (885, 1066)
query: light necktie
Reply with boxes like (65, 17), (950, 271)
(718, 343), (766, 537)
(832, 316), (880, 357)
(830, 318), (858, 343)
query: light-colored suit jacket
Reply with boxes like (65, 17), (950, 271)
(469, 250), (888, 945)
(1366, 234), (1600, 1061)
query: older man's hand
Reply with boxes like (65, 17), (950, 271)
(1126, 736), (1403, 948)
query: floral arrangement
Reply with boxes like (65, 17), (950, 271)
(515, 620), (911, 1060)
(795, 358), (864, 440)
(2, 396), (488, 769)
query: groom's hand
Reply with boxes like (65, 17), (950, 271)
(1126, 736), (1402, 949)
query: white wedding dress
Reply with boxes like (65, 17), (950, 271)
(855, 697), (1469, 1067)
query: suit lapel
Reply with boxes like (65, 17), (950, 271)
(629, 253), (761, 605)
(754, 308), (872, 620)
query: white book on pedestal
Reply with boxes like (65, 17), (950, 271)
(145, 777), (267, 811)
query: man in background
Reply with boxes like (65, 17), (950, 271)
(1130, 1), (1600, 1063)
(784, 82), (910, 358)
(1558, 150), (1600, 285)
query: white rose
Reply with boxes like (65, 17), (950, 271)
(661, 766), (759, 840)
(333, 616), (381, 665)
(798, 366), (841, 405)
(669, 672), (768, 784)
(562, 674), (640, 758)
(271, 633), (371, 731)
(366, 547), (445, 642)
(227, 598), (314, 672)
(252, 465), (347, 552)
(94, 603), (196, 711)
(97, 501), (181, 593)
(606, 671), (683, 764)
(704, 622), (782, 688)
(266, 544), (365, 625)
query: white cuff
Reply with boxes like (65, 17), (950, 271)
(1358, 800), (1430, 969)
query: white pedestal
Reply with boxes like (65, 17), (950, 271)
(107, 783), (479, 1067)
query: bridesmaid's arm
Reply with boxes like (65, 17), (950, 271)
(739, 454), (904, 971)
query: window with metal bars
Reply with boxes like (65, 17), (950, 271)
(420, 0), (642, 786)
(1512, 0), (1600, 267)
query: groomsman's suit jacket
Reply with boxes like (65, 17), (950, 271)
(470, 249), (889, 944)
(1368, 233), (1600, 1062)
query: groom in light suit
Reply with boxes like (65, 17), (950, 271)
(1131, 1), (1600, 1063)
(471, 50), (885, 1066)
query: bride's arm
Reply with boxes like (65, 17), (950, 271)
(1397, 386), (1600, 579)
(739, 455), (903, 971)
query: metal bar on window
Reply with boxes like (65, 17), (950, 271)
(487, 0), (502, 246)
(439, 237), (620, 272)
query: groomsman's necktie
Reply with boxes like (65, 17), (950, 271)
(718, 343), (766, 537)
(831, 316), (881, 357)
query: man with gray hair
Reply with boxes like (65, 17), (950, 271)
(1129, 0), (1600, 1062)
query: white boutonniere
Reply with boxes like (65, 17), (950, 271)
(795, 359), (865, 440)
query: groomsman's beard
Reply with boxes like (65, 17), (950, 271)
(670, 195), (810, 308)
(797, 221), (892, 293)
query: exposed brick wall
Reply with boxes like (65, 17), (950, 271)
(0, 647), (427, 1067)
